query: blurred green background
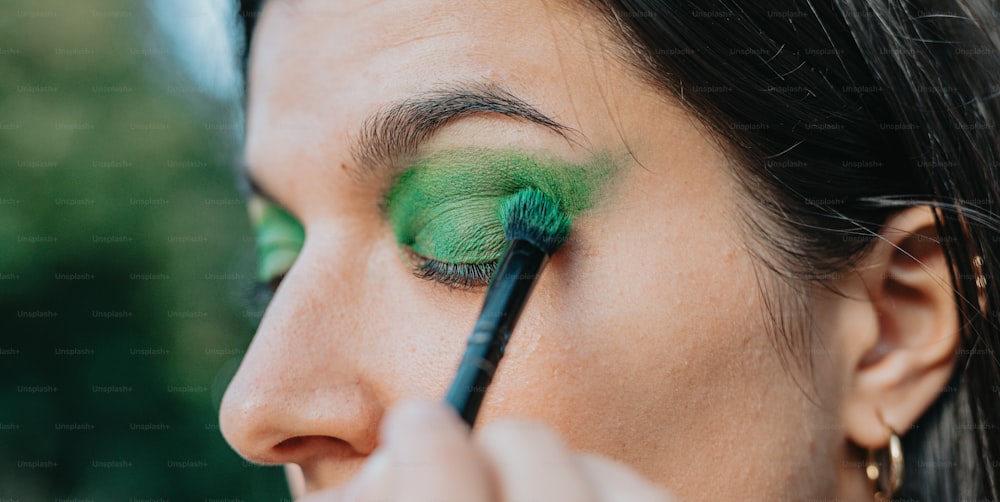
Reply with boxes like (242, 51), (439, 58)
(0, 0), (288, 499)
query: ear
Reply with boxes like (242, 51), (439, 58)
(841, 206), (960, 449)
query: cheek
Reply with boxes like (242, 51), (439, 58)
(474, 166), (828, 497)
(479, 182), (760, 430)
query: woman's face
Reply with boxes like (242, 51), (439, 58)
(220, 0), (846, 499)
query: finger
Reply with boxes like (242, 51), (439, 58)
(296, 450), (392, 502)
(380, 399), (494, 502)
(295, 487), (344, 502)
(475, 419), (595, 502)
(285, 464), (307, 500)
(576, 454), (677, 502)
(338, 450), (393, 502)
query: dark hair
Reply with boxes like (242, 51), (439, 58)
(578, 1), (1000, 499)
(237, 0), (1000, 499)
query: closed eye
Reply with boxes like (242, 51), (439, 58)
(404, 247), (496, 290)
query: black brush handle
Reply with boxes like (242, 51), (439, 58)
(444, 238), (549, 427)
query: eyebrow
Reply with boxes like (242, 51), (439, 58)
(240, 81), (577, 201)
(349, 82), (575, 180)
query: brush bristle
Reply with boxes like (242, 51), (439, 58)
(498, 188), (571, 254)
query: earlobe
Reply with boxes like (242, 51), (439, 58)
(841, 206), (960, 450)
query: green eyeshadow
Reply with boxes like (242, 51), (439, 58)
(384, 148), (618, 264)
(250, 197), (305, 283)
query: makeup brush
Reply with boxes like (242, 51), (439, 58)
(445, 188), (571, 427)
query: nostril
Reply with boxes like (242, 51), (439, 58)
(273, 435), (359, 461)
(273, 435), (308, 452)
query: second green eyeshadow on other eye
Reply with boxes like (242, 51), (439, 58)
(250, 197), (306, 283)
(384, 148), (619, 264)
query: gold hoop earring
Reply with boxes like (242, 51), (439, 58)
(865, 423), (903, 501)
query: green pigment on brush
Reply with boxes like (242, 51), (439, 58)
(499, 188), (572, 250)
(385, 148), (618, 264)
(250, 197), (305, 283)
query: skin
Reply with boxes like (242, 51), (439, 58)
(219, 0), (960, 500)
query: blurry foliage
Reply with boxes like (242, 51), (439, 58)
(0, 0), (287, 499)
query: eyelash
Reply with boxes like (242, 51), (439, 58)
(406, 248), (497, 290)
(252, 250), (495, 305)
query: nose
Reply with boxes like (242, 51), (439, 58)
(219, 238), (387, 467)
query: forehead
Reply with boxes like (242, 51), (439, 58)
(250, 0), (596, 90)
(246, 0), (610, 151)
